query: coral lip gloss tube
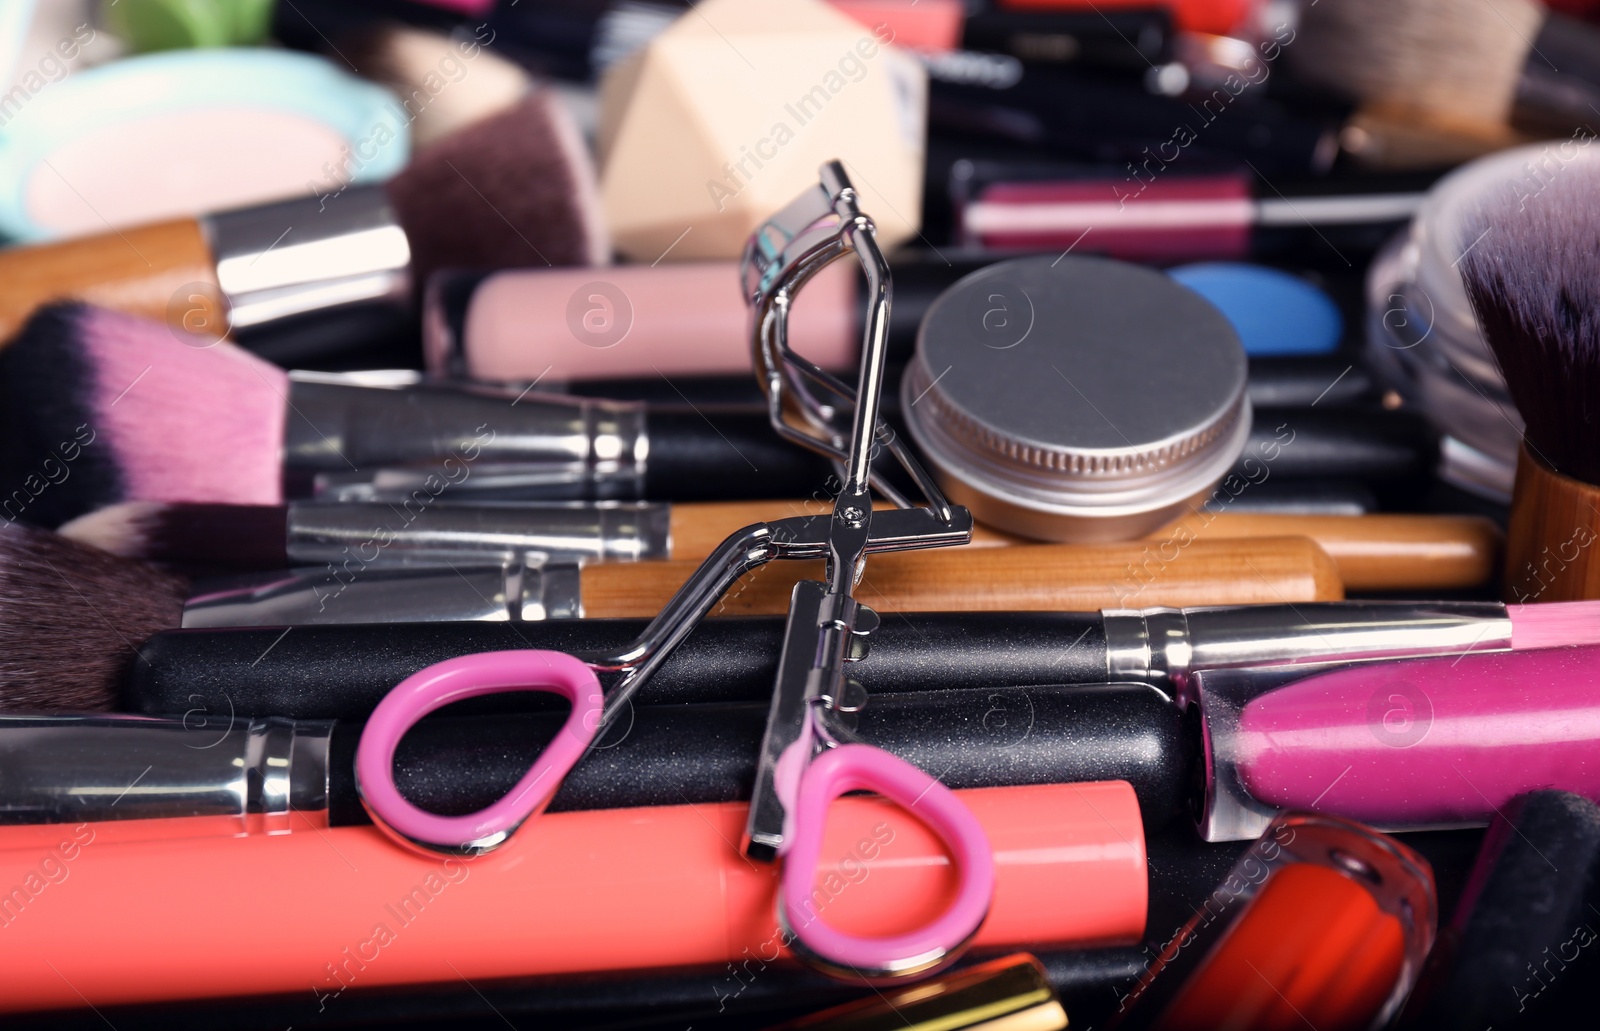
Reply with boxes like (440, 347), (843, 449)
(1111, 812), (1436, 1031)
(0, 783), (1144, 1014)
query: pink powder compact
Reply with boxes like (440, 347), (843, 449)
(0, 49), (407, 241)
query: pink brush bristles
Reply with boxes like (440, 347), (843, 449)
(82, 306), (288, 506)
(1508, 600), (1600, 650)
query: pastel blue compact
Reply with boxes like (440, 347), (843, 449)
(1169, 262), (1343, 356)
(0, 48), (407, 241)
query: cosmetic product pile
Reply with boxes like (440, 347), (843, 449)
(3, 1), (1600, 1028)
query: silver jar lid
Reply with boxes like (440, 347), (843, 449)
(901, 254), (1251, 542)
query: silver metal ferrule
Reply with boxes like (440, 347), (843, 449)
(0, 715), (332, 833)
(204, 184), (412, 342)
(281, 500), (670, 566)
(181, 557), (585, 627)
(282, 374), (649, 500)
(1102, 601), (1512, 708)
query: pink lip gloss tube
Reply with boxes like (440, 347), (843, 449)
(1195, 645), (1600, 841)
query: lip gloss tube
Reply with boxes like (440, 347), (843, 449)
(1109, 812), (1435, 1031)
(0, 782), (1145, 1014)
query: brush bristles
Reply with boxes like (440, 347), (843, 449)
(0, 522), (187, 712)
(386, 90), (610, 283)
(58, 501), (290, 574)
(1459, 162), (1600, 485)
(1291, 0), (1542, 126)
(0, 302), (289, 527)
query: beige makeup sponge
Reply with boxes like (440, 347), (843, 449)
(597, 0), (926, 261)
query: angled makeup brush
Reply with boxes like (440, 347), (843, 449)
(1458, 160), (1600, 600)
(1290, 0), (1600, 135)
(0, 303), (833, 527)
(0, 90), (606, 366)
(0, 523), (186, 713)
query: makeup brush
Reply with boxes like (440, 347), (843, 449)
(181, 535), (1341, 627)
(0, 523), (186, 713)
(128, 599), (1600, 721)
(0, 303), (833, 527)
(1290, 0), (1600, 135)
(0, 90), (606, 366)
(60, 498), (1503, 592)
(1457, 162), (1600, 601)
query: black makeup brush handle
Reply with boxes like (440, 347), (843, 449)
(126, 613), (1111, 721)
(1241, 405), (1437, 482)
(326, 683), (1191, 831)
(929, 66), (1340, 177)
(640, 408), (836, 499)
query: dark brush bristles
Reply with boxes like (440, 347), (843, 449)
(1401, 791), (1600, 1028)
(0, 522), (187, 712)
(58, 502), (291, 575)
(0, 303), (126, 528)
(385, 90), (609, 286)
(1459, 162), (1600, 485)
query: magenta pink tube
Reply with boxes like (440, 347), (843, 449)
(1235, 646), (1600, 825)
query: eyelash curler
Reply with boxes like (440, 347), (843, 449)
(355, 162), (991, 981)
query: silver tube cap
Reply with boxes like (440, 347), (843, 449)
(206, 184), (411, 340)
(0, 715), (332, 833)
(283, 500), (671, 566)
(181, 557), (585, 627)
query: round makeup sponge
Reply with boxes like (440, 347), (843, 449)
(1170, 262), (1343, 356)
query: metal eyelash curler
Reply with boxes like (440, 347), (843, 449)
(355, 162), (991, 981)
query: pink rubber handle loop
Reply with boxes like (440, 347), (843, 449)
(780, 744), (994, 976)
(355, 651), (603, 850)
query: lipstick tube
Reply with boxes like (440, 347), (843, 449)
(1110, 812), (1435, 1031)
(769, 952), (1068, 1030)
(0, 783), (1147, 1014)
(128, 601), (1546, 719)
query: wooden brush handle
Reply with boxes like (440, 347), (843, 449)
(582, 535), (1343, 618)
(0, 219), (221, 344)
(1505, 443), (1600, 602)
(667, 502), (1500, 592)
(1146, 513), (1502, 592)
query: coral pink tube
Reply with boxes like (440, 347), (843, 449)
(426, 260), (859, 382)
(0, 782), (1144, 1013)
